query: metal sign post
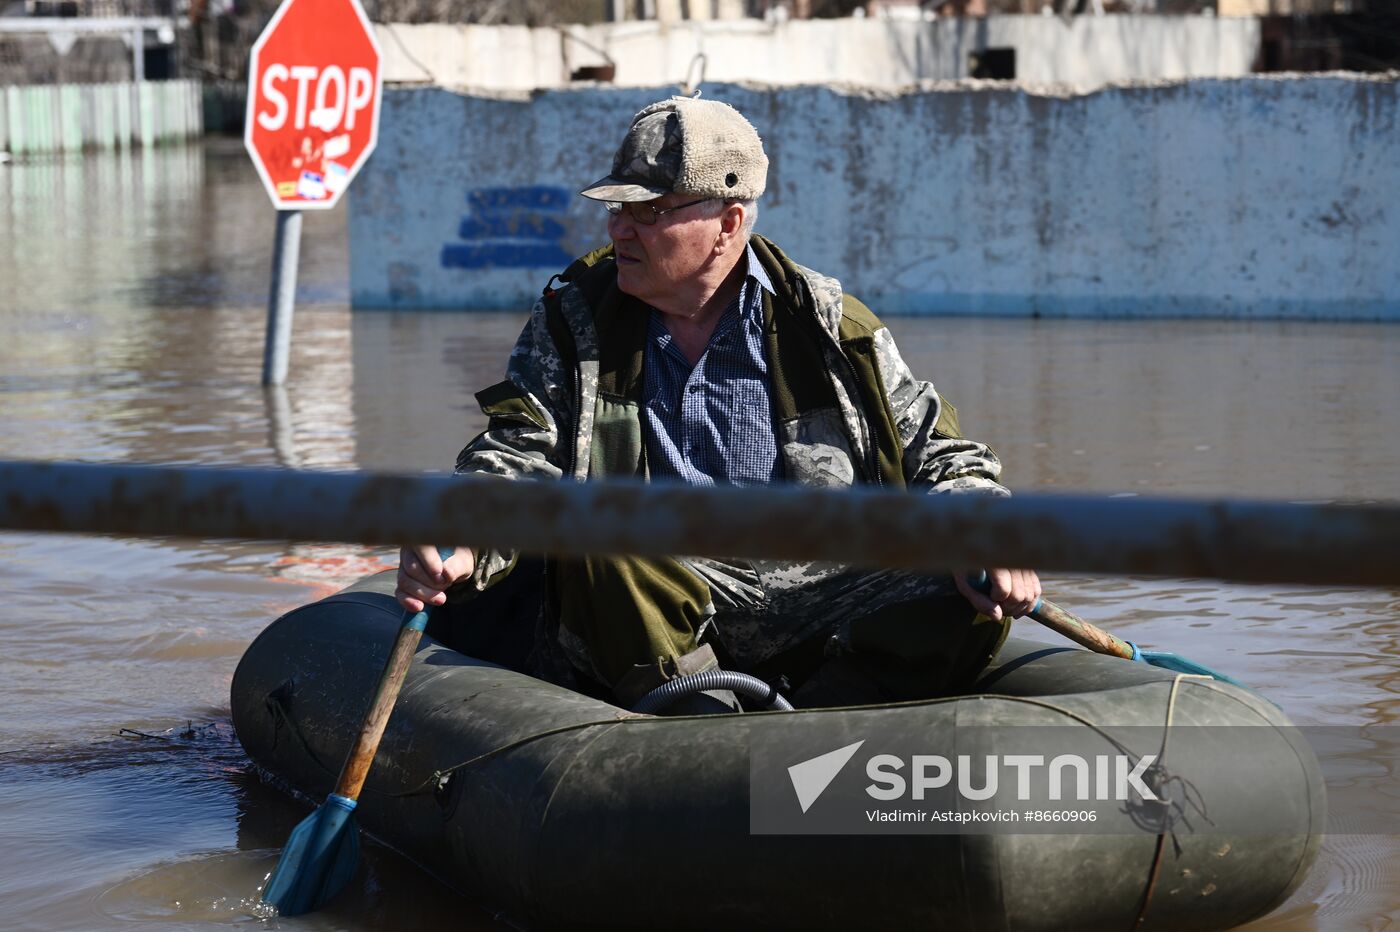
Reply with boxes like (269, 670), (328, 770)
(244, 0), (383, 385)
(261, 209), (303, 386)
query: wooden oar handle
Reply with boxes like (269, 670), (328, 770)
(1029, 598), (1136, 660)
(332, 610), (429, 801)
(333, 546), (452, 802)
(968, 571), (1135, 660)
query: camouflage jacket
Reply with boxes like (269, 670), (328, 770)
(456, 234), (1008, 590)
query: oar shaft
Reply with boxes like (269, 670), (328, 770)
(970, 570), (1136, 660)
(1029, 598), (1135, 660)
(332, 609), (429, 802)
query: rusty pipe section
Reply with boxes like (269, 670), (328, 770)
(1, 460), (1398, 587)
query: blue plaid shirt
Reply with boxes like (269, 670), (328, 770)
(642, 244), (780, 486)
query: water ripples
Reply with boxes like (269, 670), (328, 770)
(3, 141), (1398, 930)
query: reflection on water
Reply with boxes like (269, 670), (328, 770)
(0, 139), (1397, 930)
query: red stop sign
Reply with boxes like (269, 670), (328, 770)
(244, 0), (382, 210)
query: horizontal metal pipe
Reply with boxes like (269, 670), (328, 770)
(1, 460), (1398, 587)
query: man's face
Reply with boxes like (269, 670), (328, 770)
(607, 193), (719, 307)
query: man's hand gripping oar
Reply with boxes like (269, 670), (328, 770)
(965, 571), (1255, 691)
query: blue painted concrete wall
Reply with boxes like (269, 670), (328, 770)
(348, 77), (1399, 319)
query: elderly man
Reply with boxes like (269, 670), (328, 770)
(397, 96), (1039, 711)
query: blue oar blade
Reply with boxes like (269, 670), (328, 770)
(1139, 650), (1251, 691)
(261, 794), (361, 917)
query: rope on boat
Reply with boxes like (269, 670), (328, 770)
(286, 691), (1164, 799)
(1131, 674), (1216, 932)
(342, 692), (1164, 799)
(388, 718), (634, 798)
(260, 675), (1226, 837)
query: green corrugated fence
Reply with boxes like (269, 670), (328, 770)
(0, 80), (202, 156)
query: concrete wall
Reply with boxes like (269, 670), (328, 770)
(348, 76), (1399, 320)
(376, 15), (1261, 92)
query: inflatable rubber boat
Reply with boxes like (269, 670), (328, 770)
(231, 574), (1324, 931)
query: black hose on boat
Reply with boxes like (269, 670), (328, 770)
(632, 670), (794, 714)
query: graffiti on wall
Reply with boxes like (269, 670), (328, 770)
(441, 185), (575, 270)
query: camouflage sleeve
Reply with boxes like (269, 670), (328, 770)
(871, 327), (1010, 497)
(452, 297), (575, 591)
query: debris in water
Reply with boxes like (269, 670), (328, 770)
(116, 721), (223, 742)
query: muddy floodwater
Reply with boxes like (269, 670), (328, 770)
(1, 140), (1397, 931)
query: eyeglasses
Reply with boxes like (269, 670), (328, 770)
(604, 198), (711, 226)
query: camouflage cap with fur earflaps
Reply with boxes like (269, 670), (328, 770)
(580, 95), (768, 203)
